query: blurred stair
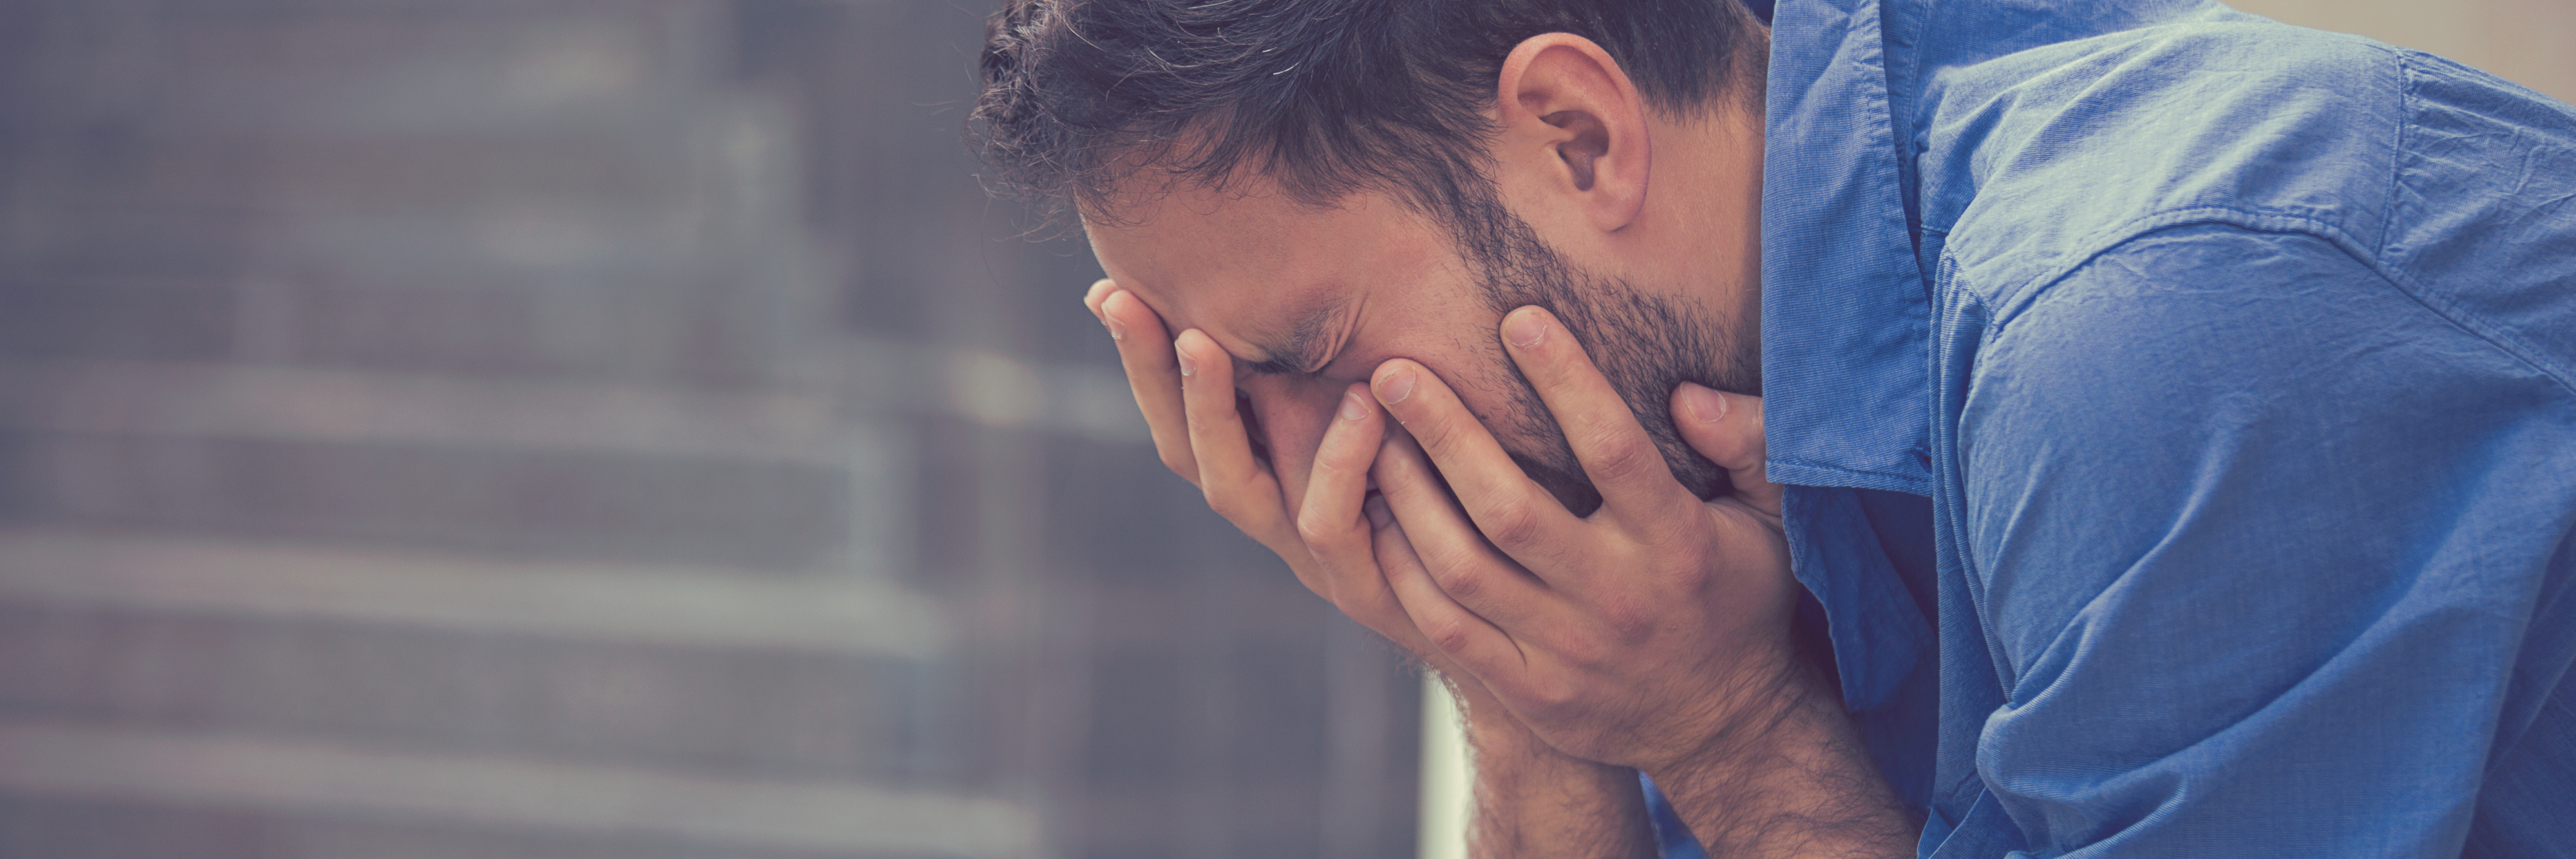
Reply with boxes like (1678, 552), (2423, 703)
(0, 1), (1025, 856)
(0, 721), (1034, 858)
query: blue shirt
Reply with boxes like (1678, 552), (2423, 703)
(1645, 1), (2576, 856)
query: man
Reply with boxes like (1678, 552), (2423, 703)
(975, 0), (2576, 855)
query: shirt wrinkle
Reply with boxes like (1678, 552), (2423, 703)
(1687, 2), (2576, 858)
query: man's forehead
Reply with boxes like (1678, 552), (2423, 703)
(1095, 243), (1345, 370)
(1084, 187), (1375, 346)
(1084, 182), (1331, 269)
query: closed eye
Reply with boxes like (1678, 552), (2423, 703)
(1240, 297), (1354, 380)
(1239, 356), (1311, 378)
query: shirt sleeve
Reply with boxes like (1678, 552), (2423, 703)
(1946, 223), (2576, 858)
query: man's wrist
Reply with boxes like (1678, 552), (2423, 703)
(1639, 654), (1916, 858)
(1442, 675), (1660, 859)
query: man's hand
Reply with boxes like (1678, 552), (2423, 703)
(1366, 304), (1792, 769)
(1081, 279), (1445, 675)
(1082, 281), (1659, 858)
(1368, 305), (1913, 856)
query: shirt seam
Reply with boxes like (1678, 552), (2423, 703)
(1767, 459), (1933, 496)
(2357, 249), (2576, 401)
(2378, 49), (2412, 266)
(1972, 209), (2576, 403)
(1969, 206), (2342, 325)
(2373, 52), (2576, 398)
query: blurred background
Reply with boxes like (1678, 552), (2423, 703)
(0, 1), (2561, 858)
(0, 1), (1423, 857)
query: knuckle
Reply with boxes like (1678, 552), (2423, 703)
(1428, 553), (1484, 601)
(1424, 618), (1472, 655)
(1295, 508), (1340, 545)
(1479, 499), (1542, 549)
(1597, 598), (1657, 645)
(1405, 413), (1455, 452)
(1584, 430), (1659, 484)
(1552, 633), (1608, 669)
(1307, 455), (1352, 485)
(1667, 556), (1715, 590)
(1202, 486), (1248, 522)
(1524, 676), (1581, 715)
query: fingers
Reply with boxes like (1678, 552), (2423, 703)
(1098, 288), (1195, 483)
(1292, 383), (1388, 601)
(1300, 390), (1518, 700)
(1371, 428), (1573, 628)
(1368, 492), (1531, 682)
(1371, 358), (1582, 562)
(1671, 384), (1781, 520)
(1082, 278), (1117, 321)
(1499, 307), (1695, 520)
(1175, 328), (1293, 547)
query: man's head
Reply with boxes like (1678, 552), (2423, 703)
(976, 0), (1770, 516)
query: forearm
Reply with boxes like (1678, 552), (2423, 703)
(1643, 652), (1916, 858)
(1452, 679), (1660, 859)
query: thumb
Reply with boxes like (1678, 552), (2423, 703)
(1671, 383), (1781, 520)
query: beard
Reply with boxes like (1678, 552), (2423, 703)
(1453, 205), (1760, 518)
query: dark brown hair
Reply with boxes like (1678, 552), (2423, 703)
(973, 0), (1766, 228)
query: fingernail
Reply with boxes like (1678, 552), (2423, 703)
(1681, 383), (1728, 423)
(1364, 495), (1393, 529)
(1374, 366), (1414, 404)
(1339, 390), (1370, 422)
(1176, 342), (1197, 377)
(1503, 307), (1547, 349)
(1104, 314), (1125, 341)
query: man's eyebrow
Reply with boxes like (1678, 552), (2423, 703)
(1237, 297), (1349, 377)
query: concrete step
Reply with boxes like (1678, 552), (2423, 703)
(0, 719), (1032, 858)
(0, 355), (912, 571)
(0, 526), (942, 657)
(0, 358), (856, 465)
(0, 97), (810, 273)
(1, 4), (717, 139)
(0, 791), (866, 859)
(0, 429), (851, 569)
(0, 276), (815, 384)
(0, 600), (943, 785)
(0, 169), (811, 301)
(0, 527), (957, 782)
(0, 356), (888, 567)
(1, 129), (703, 220)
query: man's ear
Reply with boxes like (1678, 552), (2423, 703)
(1493, 34), (1651, 234)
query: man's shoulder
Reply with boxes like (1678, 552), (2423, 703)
(1918, 19), (2409, 305)
(1922, 18), (2576, 381)
(1919, 17), (2409, 173)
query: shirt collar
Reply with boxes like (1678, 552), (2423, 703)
(1756, 0), (2239, 495)
(1759, 0), (1935, 495)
